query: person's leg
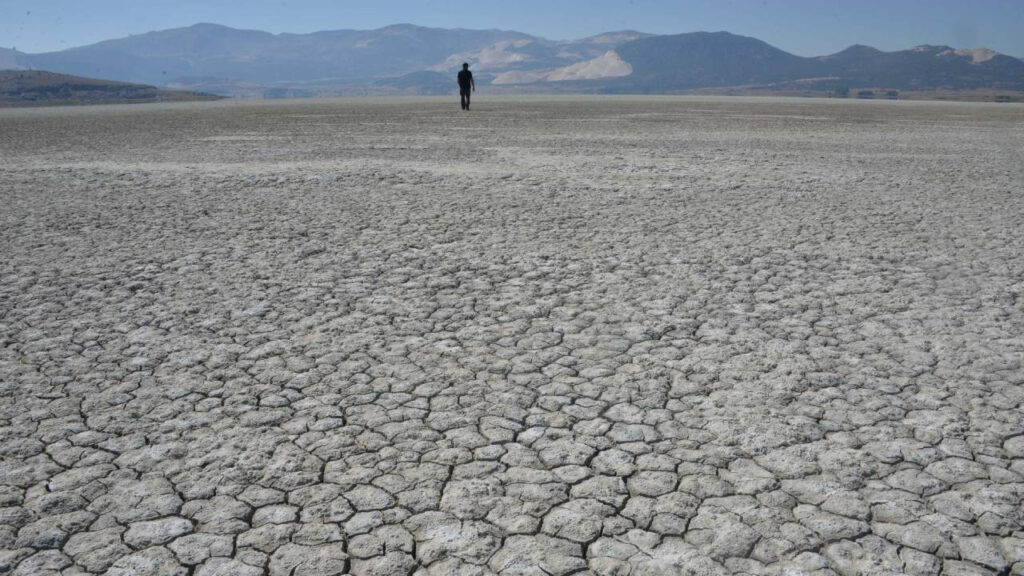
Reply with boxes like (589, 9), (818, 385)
(460, 91), (468, 110)
(465, 90), (471, 110)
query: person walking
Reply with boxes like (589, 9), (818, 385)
(457, 63), (475, 111)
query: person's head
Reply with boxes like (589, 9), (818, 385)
(462, 63), (469, 70)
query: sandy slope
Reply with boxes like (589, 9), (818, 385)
(1, 96), (1022, 575)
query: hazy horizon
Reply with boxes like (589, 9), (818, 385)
(2, 0), (1023, 59)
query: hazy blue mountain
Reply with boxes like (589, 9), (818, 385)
(613, 32), (818, 90)
(813, 43), (1024, 90)
(22, 23), (537, 86)
(10, 24), (1024, 97)
(606, 32), (1024, 92)
(0, 48), (27, 70)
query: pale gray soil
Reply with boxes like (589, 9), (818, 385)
(1, 96), (1023, 575)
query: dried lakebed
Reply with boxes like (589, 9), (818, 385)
(1, 96), (1023, 575)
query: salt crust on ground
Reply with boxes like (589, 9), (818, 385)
(1, 96), (1022, 575)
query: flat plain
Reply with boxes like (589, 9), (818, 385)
(1, 96), (1023, 575)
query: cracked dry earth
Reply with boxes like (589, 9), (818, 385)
(1, 96), (1023, 576)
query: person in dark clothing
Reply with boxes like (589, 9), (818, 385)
(457, 63), (475, 110)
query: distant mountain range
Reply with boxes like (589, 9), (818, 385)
(0, 70), (223, 107)
(3, 24), (1023, 98)
(611, 33), (1024, 93)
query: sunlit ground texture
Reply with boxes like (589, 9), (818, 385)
(1, 96), (1023, 575)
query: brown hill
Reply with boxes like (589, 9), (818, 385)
(0, 70), (224, 107)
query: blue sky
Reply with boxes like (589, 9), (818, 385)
(2, 0), (1022, 57)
